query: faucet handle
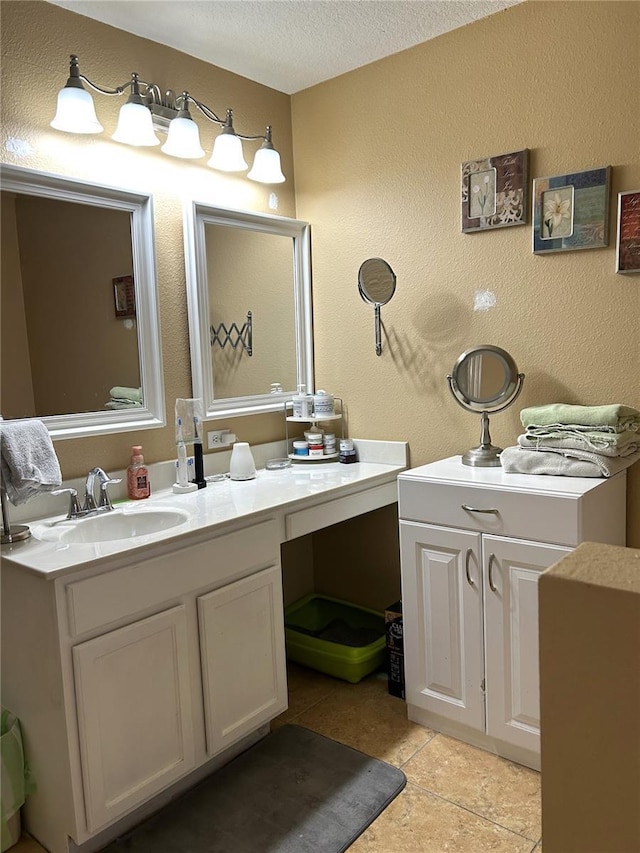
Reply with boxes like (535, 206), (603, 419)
(52, 487), (81, 519)
(98, 477), (122, 509)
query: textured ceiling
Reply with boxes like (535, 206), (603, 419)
(46, 0), (522, 94)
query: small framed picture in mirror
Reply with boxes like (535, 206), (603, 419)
(113, 275), (136, 318)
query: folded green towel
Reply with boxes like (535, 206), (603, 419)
(109, 385), (142, 403)
(520, 403), (640, 430)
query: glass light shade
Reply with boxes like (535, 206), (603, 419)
(161, 115), (205, 159)
(50, 86), (103, 134)
(207, 131), (248, 172)
(112, 101), (159, 146)
(247, 146), (285, 184)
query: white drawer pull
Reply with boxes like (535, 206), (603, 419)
(461, 504), (499, 515)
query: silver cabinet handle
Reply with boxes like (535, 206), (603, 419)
(461, 504), (499, 515)
(488, 553), (498, 593)
(465, 548), (475, 587)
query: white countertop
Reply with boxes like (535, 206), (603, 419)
(2, 440), (407, 578)
(399, 455), (625, 497)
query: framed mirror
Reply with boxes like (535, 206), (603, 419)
(447, 344), (525, 466)
(184, 202), (314, 418)
(0, 164), (165, 439)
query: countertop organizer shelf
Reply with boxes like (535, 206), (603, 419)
(283, 397), (344, 462)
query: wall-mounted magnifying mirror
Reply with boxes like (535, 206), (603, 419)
(447, 344), (525, 466)
(358, 257), (396, 356)
(0, 164), (165, 439)
(184, 202), (313, 419)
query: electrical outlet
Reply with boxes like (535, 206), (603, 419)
(207, 430), (226, 449)
(207, 429), (236, 449)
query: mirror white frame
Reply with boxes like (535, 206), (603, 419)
(0, 164), (165, 440)
(184, 201), (314, 418)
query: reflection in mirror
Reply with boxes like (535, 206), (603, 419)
(0, 165), (165, 439)
(447, 344), (525, 467)
(358, 257), (396, 356)
(184, 203), (313, 418)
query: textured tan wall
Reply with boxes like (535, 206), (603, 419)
(292, 0), (640, 546)
(0, 0), (294, 474)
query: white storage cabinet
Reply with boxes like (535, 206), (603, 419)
(398, 456), (627, 769)
(1, 519), (287, 853)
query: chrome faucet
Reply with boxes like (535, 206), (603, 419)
(52, 467), (122, 519)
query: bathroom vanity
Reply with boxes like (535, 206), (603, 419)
(398, 456), (627, 771)
(1, 443), (406, 853)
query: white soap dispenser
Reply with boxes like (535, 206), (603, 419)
(292, 383), (313, 419)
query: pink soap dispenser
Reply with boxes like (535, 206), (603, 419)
(127, 445), (151, 499)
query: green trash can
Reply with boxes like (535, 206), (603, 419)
(1, 708), (35, 852)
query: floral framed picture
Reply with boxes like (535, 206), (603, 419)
(532, 166), (611, 254)
(616, 190), (640, 274)
(461, 149), (529, 232)
(113, 275), (136, 318)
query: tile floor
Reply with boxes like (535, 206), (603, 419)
(13, 663), (542, 853)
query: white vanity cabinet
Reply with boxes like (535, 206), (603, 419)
(1, 518), (287, 853)
(398, 457), (627, 770)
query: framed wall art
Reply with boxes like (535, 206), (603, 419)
(113, 274), (136, 318)
(616, 190), (640, 274)
(532, 166), (611, 254)
(461, 149), (529, 232)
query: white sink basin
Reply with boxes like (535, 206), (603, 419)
(33, 508), (190, 544)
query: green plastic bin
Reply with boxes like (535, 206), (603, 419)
(1, 709), (35, 852)
(284, 594), (386, 683)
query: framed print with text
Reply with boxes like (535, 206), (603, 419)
(616, 190), (640, 274)
(461, 149), (529, 232)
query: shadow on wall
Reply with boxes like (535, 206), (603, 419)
(386, 292), (471, 395)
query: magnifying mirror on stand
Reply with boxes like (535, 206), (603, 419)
(447, 345), (525, 467)
(358, 258), (396, 356)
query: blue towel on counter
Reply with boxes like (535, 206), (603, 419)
(0, 419), (62, 505)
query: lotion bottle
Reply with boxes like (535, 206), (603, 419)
(127, 445), (151, 499)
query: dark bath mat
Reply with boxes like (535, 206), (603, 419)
(102, 724), (406, 853)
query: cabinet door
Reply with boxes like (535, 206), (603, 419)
(198, 564), (287, 756)
(400, 521), (484, 730)
(483, 535), (571, 752)
(72, 605), (196, 833)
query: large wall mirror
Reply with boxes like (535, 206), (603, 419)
(0, 164), (165, 439)
(184, 202), (314, 418)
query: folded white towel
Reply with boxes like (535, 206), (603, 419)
(0, 419), (62, 505)
(501, 445), (640, 478)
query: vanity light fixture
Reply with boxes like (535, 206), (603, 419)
(51, 55), (286, 183)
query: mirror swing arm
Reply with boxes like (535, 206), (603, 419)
(210, 311), (253, 356)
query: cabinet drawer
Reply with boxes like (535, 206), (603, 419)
(399, 480), (582, 546)
(65, 519), (280, 637)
